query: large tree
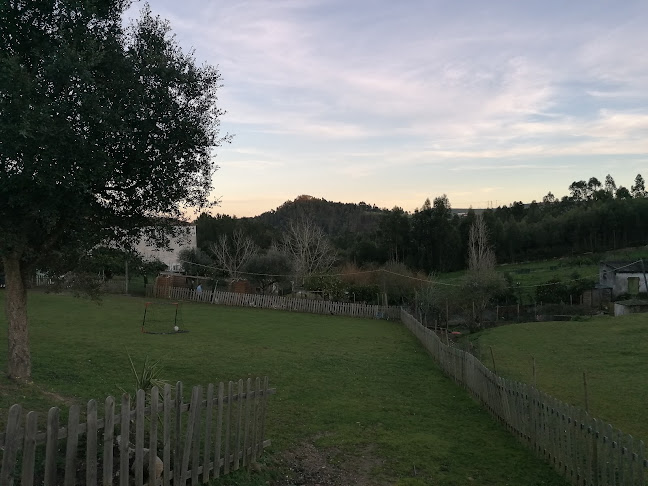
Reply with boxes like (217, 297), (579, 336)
(0, 0), (229, 380)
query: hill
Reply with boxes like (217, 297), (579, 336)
(253, 195), (388, 238)
(195, 196), (390, 262)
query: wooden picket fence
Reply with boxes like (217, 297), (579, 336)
(150, 286), (401, 320)
(401, 309), (647, 485)
(0, 378), (274, 486)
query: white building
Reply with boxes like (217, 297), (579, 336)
(135, 226), (197, 272)
(598, 261), (648, 298)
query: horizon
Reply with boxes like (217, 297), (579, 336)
(194, 190), (554, 220)
(125, 1), (648, 219)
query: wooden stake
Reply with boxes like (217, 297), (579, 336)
(532, 356), (536, 387)
(445, 299), (449, 328)
(489, 346), (497, 374)
(583, 371), (589, 413)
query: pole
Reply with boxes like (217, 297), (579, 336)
(583, 371), (589, 413)
(641, 259), (648, 297)
(446, 299), (449, 328)
(489, 346), (497, 374)
(532, 356), (536, 388)
(125, 259), (129, 294)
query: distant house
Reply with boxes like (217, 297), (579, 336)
(598, 261), (648, 298)
(135, 226), (197, 272)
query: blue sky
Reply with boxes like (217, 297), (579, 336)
(125, 0), (648, 217)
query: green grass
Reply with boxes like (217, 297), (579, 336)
(470, 314), (648, 441)
(438, 245), (648, 303)
(0, 291), (567, 485)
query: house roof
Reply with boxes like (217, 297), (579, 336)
(600, 261), (647, 273)
(615, 299), (648, 306)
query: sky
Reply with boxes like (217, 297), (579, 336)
(124, 0), (648, 217)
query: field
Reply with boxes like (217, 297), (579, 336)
(437, 246), (648, 303)
(470, 314), (648, 442)
(0, 291), (568, 485)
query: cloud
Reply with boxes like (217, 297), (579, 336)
(128, 0), (648, 216)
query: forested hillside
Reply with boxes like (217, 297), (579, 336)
(194, 174), (648, 275)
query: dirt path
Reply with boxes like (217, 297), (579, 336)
(271, 441), (387, 486)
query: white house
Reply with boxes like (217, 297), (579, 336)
(135, 226), (197, 272)
(598, 261), (648, 298)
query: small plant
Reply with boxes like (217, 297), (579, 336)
(120, 353), (169, 398)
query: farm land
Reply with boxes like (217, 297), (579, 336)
(0, 291), (567, 485)
(468, 313), (648, 442)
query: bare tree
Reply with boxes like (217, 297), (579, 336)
(209, 229), (259, 280)
(464, 214), (505, 328)
(468, 213), (497, 273)
(281, 219), (337, 287)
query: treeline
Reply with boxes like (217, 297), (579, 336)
(194, 174), (648, 275)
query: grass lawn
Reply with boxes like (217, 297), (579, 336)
(0, 291), (566, 485)
(470, 314), (648, 442)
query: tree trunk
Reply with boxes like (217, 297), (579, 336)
(3, 254), (31, 381)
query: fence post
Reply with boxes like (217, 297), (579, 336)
(45, 407), (60, 486)
(202, 383), (214, 483)
(86, 400), (98, 486)
(0, 404), (22, 485)
(174, 382), (184, 486)
(214, 382), (225, 479)
(489, 346), (497, 374)
(149, 387), (160, 486)
(120, 395), (130, 486)
(583, 371), (589, 413)
(103, 397), (115, 486)
(21, 411), (38, 486)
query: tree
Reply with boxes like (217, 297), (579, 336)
(209, 229), (259, 280)
(542, 192), (556, 204)
(631, 174), (646, 198)
(616, 186), (633, 199)
(178, 248), (215, 278)
(569, 180), (588, 202)
(587, 177), (602, 199)
(378, 206), (411, 262)
(243, 249), (293, 294)
(604, 174), (616, 196)
(0, 1), (229, 380)
(463, 214), (505, 328)
(132, 256), (167, 287)
(281, 219), (337, 287)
